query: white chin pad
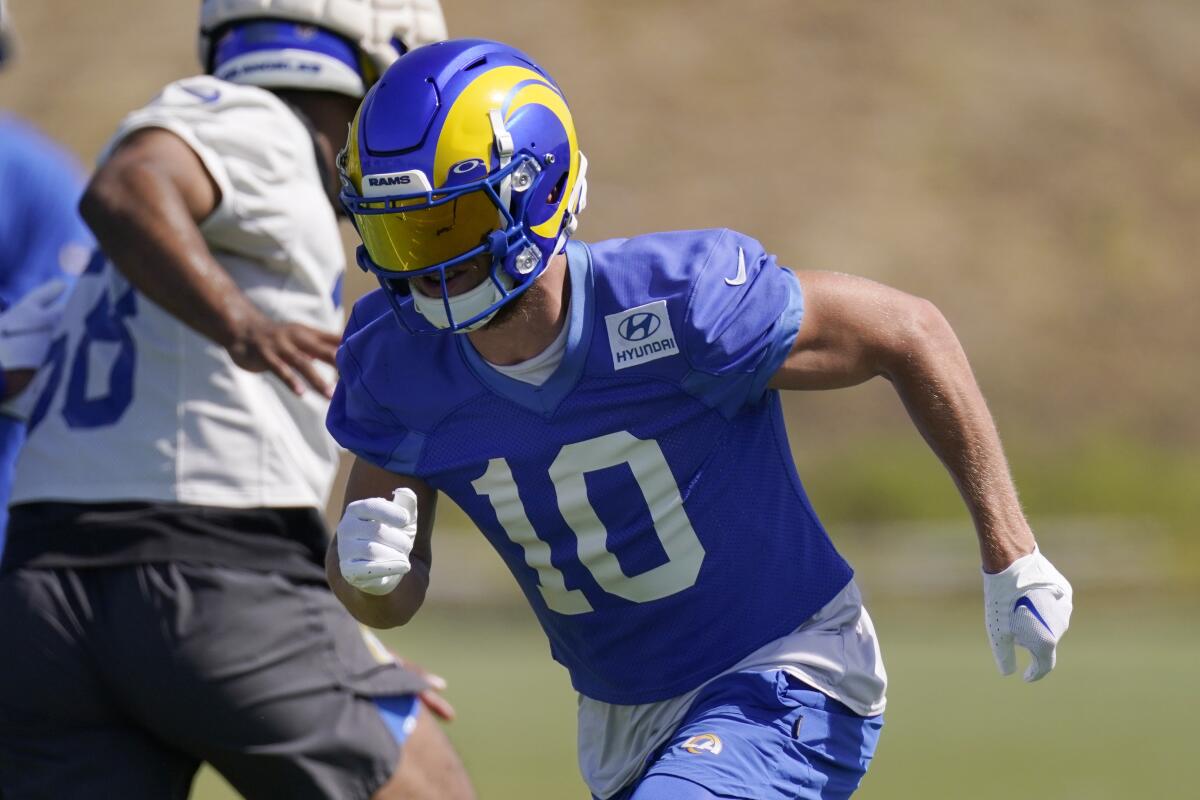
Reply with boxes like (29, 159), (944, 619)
(411, 269), (514, 332)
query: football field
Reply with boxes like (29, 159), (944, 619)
(192, 595), (1198, 799)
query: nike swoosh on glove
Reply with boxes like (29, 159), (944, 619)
(337, 488), (419, 596)
(983, 547), (1073, 682)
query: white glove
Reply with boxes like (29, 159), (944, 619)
(0, 280), (69, 371)
(983, 547), (1073, 682)
(337, 488), (419, 596)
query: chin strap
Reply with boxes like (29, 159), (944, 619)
(553, 151), (589, 258)
(566, 151), (588, 234)
(488, 108), (516, 217)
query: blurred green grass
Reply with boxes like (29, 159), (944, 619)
(195, 438), (1197, 799)
(197, 415), (1199, 800)
(192, 595), (1199, 799)
(794, 436), (1200, 540)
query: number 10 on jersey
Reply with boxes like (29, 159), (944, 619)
(471, 430), (706, 614)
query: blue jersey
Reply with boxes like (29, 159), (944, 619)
(0, 114), (91, 541)
(329, 229), (854, 704)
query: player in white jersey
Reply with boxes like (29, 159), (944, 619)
(0, 3), (474, 799)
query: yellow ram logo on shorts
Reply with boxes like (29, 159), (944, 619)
(680, 733), (723, 755)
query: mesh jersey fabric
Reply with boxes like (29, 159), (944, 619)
(328, 229), (854, 703)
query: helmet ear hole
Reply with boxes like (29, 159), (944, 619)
(546, 172), (567, 205)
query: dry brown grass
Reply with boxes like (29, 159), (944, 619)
(3, 0), (1196, 452)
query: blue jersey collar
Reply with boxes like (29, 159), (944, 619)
(458, 240), (594, 416)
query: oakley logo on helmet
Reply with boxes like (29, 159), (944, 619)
(606, 301), (678, 370)
(618, 312), (661, 342)
(362, 170), (432, 198)
(451, 159), (486, 175)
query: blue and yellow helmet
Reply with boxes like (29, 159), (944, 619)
(339, 39), (587, 332)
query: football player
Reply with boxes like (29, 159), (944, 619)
(0, 0), (91, 544)
(0, 3), (474, 799)
(326, 40), (1074, 800)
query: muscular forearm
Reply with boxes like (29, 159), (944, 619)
(80, 163), (264, 348)
(325, 536), (429, 628)
(881, 301), (1035, 572)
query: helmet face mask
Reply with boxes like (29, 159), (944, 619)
(347, 155), (536, 331)
(339, 39), (588, 334)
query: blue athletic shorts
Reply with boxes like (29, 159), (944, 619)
(375, 693), (421, 747)
(608, 669), (883, 800)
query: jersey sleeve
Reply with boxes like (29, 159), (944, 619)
(326, 299), (426, 475)
(678, 229), (804, 417)
(100, 77), (315, 270)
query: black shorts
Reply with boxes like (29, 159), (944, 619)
(0, 563), (429, 800)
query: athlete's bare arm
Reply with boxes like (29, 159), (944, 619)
(769, 270), (1036, 573)
(326, 456), (437, 628)
(79, 127), (340, 396)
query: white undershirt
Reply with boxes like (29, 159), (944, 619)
(483, 297), (572, 385)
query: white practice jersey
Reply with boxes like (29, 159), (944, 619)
(11, 77), (343, 509)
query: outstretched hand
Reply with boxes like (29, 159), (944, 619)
(227, 316), (341, 397)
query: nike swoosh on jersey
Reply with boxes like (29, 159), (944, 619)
(182, 85), (221, 104)
(724, 247), (747, 286)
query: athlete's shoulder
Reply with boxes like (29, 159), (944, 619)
(579, 229), (801, 414)
(0, 116), (86, 216)
(0, 115), (91, 297)
(103, 76), (322, 244)
(0, 114), (83, 174)
(0, 114), (85, 201)
(585, 228), (743, 284)
(583, 228), (772, 304)
(146, 75), (294, 119)
(343, 287), (397, 344)
(336, 288), (480, 433)
(584, 228), (795, 358)
(105, 76), (308, 165)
